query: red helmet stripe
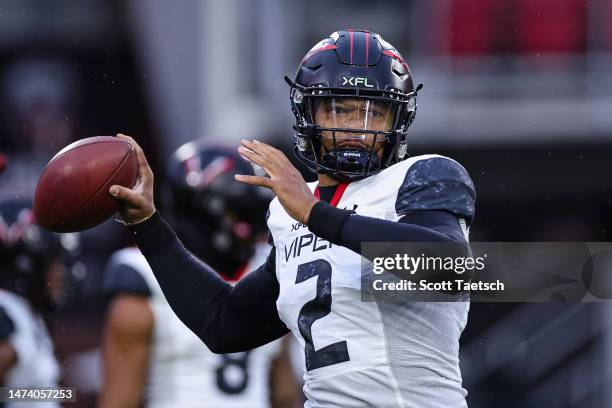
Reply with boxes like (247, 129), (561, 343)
(383, 49), (409, 71)
(301, 44), (337, 64)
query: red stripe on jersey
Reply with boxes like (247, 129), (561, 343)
(313, 182), (350, 207)
(330, 182), (349, 206)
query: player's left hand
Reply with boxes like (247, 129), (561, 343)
(236, 139), (318, 225)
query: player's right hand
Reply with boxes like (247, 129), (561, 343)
(108, 133), (156, 225)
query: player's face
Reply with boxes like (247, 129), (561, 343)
(313, 97), (394, 157)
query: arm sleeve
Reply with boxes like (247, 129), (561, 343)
(308, 157), (476, 253)
(129, 213), (288, 353)
(309, 205), (468, 255)
(102, 262), (152, 298)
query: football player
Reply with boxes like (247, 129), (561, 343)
(99, 144), (300, 408)
(0, 195), (79, 407)
(109, 29), (476, 407)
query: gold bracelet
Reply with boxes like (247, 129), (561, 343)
(115, 210), (156, 227)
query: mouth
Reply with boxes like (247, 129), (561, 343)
(335, 140), (370, 150)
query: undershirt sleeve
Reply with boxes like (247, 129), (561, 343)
(129, 212), (288, 353)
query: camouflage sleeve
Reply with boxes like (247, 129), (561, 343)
(395, 157), (476, 227)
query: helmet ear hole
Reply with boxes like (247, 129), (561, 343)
(295, 133), (308, 153)
(397, 141), (408, 160)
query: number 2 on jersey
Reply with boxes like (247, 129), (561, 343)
(295, 259), (350, 371)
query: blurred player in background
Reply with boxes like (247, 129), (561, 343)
(0, 193), (80, 407)
(0, 58), (80, 197)
(99, 143), (300, 408)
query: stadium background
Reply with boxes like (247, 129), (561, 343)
(0, 0), (611, 406)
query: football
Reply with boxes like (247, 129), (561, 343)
(34, 136), (138, 232)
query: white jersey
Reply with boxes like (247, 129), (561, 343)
(109, 246), (281, 408)
(267, 155), (474, 408)
(0, 290), (60, 408)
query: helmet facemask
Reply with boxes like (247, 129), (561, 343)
(290, 81), (418, 181)
(315, 96), (393, 178)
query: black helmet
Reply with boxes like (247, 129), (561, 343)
(286, 29), (421, 181)
(0, 194), (80, 309)
(165, 142), (272, 278)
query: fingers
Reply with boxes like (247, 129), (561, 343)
(116, 134), (151, 169)
(241, 139), (281, 158)
(234, 174), (274, 189)
(116, 133), (140, 153)
(254, 140), (287, 162)
(238, 145), (269, 169)
(239, 139), (291, 173)
(109, 184), (146, 206)
(116, 133), (154, 187)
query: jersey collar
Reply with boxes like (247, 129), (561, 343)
(314, 182), (350, 207)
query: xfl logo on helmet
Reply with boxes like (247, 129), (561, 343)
(341, 76), (375, 88)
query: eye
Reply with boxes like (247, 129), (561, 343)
(328, 105), (348, 114)
(370, 110), (384, 118)
(322, 101), (355, 114)
(335, 105), (351, 114)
